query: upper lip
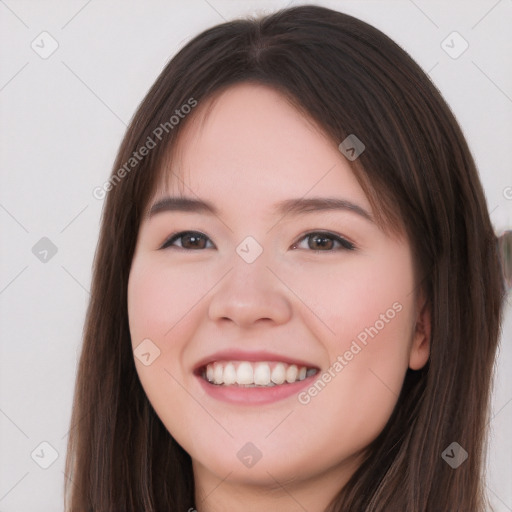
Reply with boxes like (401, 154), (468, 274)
(193, 349), (320, 373)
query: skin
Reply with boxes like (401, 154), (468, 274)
(127, 82), (431, 512)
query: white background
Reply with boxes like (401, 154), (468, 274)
(0, 1), (511, 510)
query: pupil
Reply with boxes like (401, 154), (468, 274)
(311, 235), (332, 250)
(185, 234), (204, 248)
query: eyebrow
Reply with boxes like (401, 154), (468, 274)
(148, 196), (373, 222)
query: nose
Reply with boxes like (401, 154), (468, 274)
(208, 251), (293, 329)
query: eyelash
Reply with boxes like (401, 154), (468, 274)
(159, 230), (356, 252)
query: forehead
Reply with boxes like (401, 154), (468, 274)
(153, 82), (371, 213)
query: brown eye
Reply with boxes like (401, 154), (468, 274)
(292, 231), (355, 251)
(161, 231), (213, 250)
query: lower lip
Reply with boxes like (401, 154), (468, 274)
(196, 374), (316, 405)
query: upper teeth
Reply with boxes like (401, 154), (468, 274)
(204, 361), (317, 387)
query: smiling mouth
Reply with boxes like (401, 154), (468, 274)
(198, 360), (319, 387)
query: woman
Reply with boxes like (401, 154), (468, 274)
(64, 5), (507, 511)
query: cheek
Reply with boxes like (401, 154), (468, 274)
(127, 257), (203, 410)
(282, 248), (415, 357)
(127, 256), (208, 344)
(287, 249), (415, 432)
(127, 256), (208, 435)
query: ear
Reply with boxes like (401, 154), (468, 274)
(409, 291), (431, 370)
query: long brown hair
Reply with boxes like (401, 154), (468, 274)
(64, 5), (506, 511)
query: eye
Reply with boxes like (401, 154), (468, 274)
(159, 230), (355, 252)
(160, 231), (214, 250)
(291, 231), (355, 252)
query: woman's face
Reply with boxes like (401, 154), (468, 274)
(127, 83), (430, 504)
